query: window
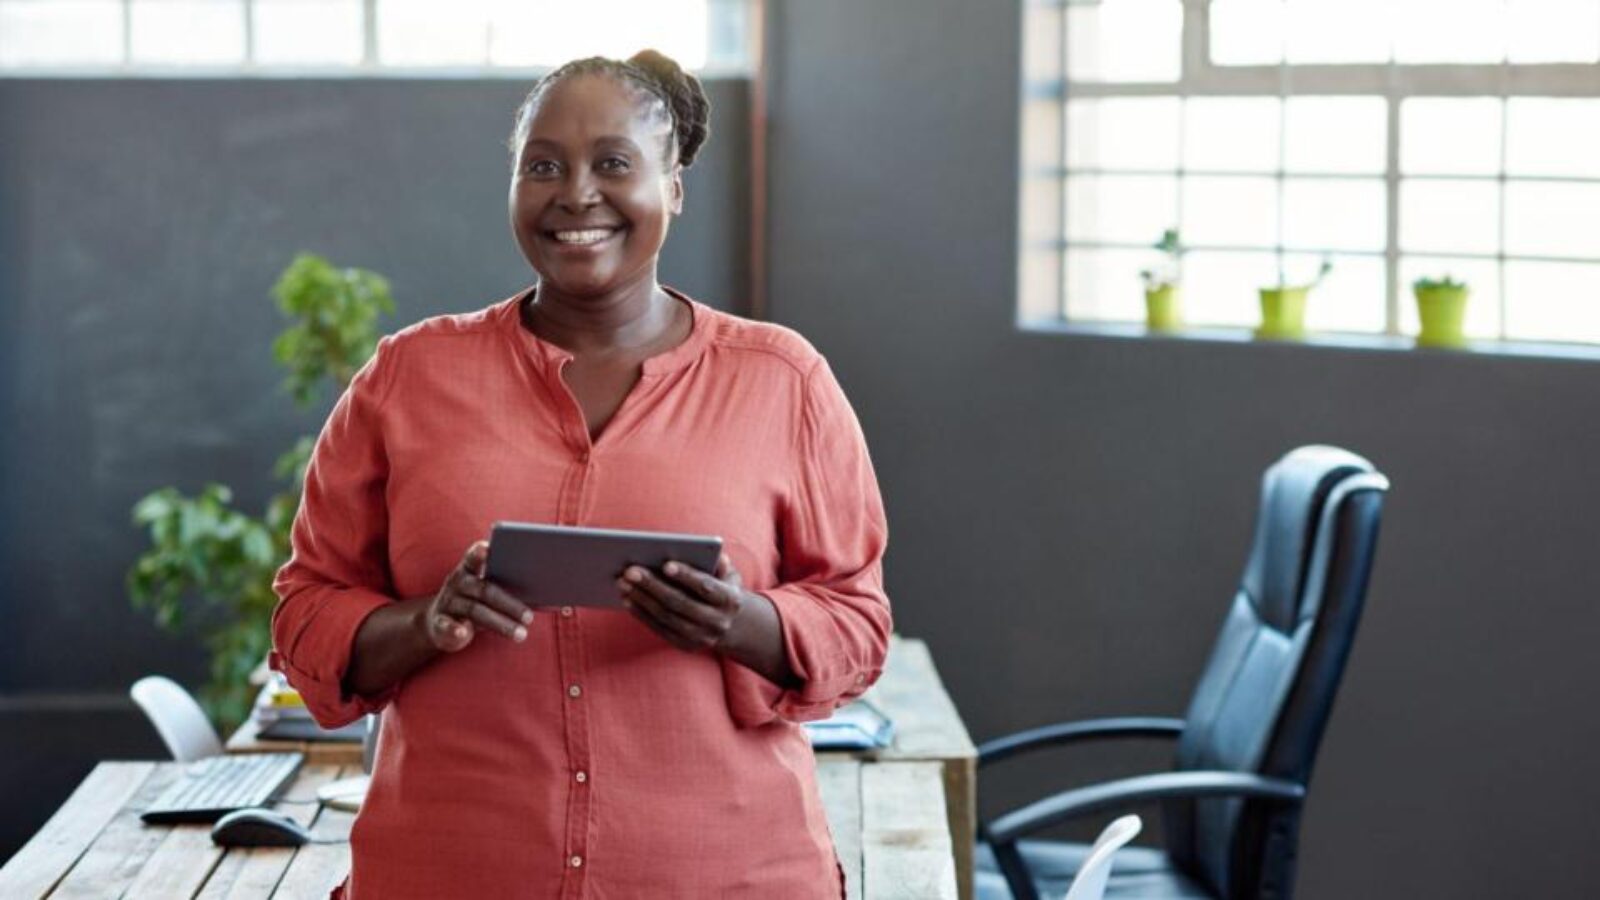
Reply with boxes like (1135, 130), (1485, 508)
(0, 0), (753, 73)
(1021, 0), (1600, 346)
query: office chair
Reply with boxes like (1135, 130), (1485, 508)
(977, 445), (1389, 900)
(1064, 816), (1143, 900)
(129, 675), (224, 761)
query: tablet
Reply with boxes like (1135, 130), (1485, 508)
(485, 521), (724, 610)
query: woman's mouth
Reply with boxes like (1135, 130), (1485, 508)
(546, 227), (622, 247)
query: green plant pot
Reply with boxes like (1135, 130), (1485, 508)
(1144, 284), (1182, 332)
(1414, 285), (1470, 348)
(1256, 287), (1309, 340)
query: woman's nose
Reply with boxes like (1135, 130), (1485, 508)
(558, 169), (600, 211)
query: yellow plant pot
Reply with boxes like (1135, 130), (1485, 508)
(1256, 287), (1309, 340)
(1415, 285), (1470, 348)
(1144, 285), (1182, 332)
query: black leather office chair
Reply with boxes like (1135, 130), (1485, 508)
(977, 445), (1389, 900)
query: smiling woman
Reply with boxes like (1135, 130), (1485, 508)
(268, 49), (891, 900)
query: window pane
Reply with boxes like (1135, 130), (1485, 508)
(1067, 0), (1181, 83)
(1393, 0), (1503, 64)
(131, 0), (245, 64)
(1399, 256), (1502, 338)
(1182, 176), (1278, 248)
(1066, 175), (1178, 244)
(1210, 0), (1285, 65)
(1066, 248), (1147, 322)
(1023, 99), (1063, 170)
(1504, 180), (1600, 259)
(0, 0), (122, 65)
(1020, 249), (1063, 321)
(1023, 5), (1062, 82)
(1400, 179), (1500, 255)
(253, 0), (363, 65)
(1504, 261), (1600, 343)
(1183, 251), (1278, 327)
(1022, 177), (1063, 244)
(1508, 0), (1600, 64)
(1505, 99), (1600, 179)
(1401, 98), (1503, 176)
(1067, 98), (1182, 171)
(1283, 178), (1385, 252)
(1284, 97), (1386, 174)
(1184, 98), (1281, 173)
(490, 0), (707, 69)
(1285, 0), (1390, 64)
(378, 0), (488, 65)
(1298, 253), (1385, 333)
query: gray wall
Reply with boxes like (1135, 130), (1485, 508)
(763, 2), (1599, 899)
(0, 76), (748, 856)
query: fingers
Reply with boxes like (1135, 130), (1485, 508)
(618, 564), (740, 652)
(714, 554), (743, 588)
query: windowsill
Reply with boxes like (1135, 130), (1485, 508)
(1018, 318), (1600, 364)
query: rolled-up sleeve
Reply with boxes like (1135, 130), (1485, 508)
(723, 357), (892, 728)
(269, 334), (401, 728)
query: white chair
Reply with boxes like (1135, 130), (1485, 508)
(129, 675), (224, 761)
(1062, 815), (1143, 900)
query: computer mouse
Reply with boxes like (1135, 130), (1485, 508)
(210, 807), (312, 847)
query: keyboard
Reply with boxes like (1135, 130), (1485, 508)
(140, 752), (305, 824)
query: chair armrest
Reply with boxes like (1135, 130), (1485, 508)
(977, 717), (1186, 768)
(984, 770), (1306, 846)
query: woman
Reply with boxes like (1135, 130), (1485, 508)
(269, 49), (891, 898)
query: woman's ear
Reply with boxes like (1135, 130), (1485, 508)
(669, 164), (685, 216)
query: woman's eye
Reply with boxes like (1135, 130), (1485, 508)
(522, 159), (559, 177)
(597, 156), (631, 174)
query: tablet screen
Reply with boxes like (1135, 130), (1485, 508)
(485, 521), (724, 610)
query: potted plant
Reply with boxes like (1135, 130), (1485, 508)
(1256, 258), (1332, 340)
(1413, 274), (1470, 348)
(126, 254), (395, 731)
(1140, 228), (1184, 332)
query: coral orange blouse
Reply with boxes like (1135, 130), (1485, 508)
(269, 286), (891, 899)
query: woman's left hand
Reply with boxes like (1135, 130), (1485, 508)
(617, 555), (748, 653)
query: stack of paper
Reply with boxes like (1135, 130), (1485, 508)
(803, 698), (896, 751)
(252, 673), (366, 742)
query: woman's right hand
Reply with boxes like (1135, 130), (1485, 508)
(420, 540), (536, 653)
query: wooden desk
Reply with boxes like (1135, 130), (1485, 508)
(226, 635), (978, 897)
(0, 758), (956, 899)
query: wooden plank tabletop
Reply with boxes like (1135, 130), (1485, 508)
(0, 758), (954, 899)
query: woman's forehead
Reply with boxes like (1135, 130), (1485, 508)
(524, 73), (670, 146)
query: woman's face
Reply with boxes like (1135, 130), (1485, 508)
(509, 74), (683, 298)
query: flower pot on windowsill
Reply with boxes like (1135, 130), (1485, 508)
(1255, 286), (1310, 340)
(1414, 283), (1470, 348)
(1144, 284), (1183, 332)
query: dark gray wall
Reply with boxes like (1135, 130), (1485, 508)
(764, 2), (1599, 898)
(0, 76), (748, 857)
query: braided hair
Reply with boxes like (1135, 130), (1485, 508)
(507, 49), (712, 170)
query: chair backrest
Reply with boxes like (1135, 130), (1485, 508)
(1162, 446), (1388, 899)
(1062, 815), (1143, 900)
(129, 675), (224, 762)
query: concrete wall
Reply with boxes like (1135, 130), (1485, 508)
(0, 75), (749, 857)
(763, 2), (1600, 898)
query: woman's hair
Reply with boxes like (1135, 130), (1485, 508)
(507, 49), (712, 169)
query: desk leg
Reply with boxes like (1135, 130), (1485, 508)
(943, 758), (975, 900)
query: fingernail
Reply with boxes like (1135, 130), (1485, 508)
(455, 626), (467, 638)
(626, 568), (643, 583)
(664, 562), (679, 575)
(521, 610), (534, 624)
(513, 626), (527, 641)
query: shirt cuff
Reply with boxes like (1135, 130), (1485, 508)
(719, 586), (884, 728)
(270, 586), (397, 729)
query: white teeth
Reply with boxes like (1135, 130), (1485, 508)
(553, 228), (616, 245)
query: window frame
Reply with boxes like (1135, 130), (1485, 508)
(1022, 0), (1600, 345)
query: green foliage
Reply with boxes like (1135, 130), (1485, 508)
(1414, 274), (1467, 292)
(1273, 256), (1334, 291)
(127, 254), (394, 732)
(1140, 228), (1184, 290)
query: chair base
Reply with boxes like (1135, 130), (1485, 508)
(975, 840), (1213, 899)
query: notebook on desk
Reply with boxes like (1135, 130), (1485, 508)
(251, 675), (366, 742)
(803, 698), (895, 751)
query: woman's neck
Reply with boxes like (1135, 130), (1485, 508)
(522, 273), (679, 356)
